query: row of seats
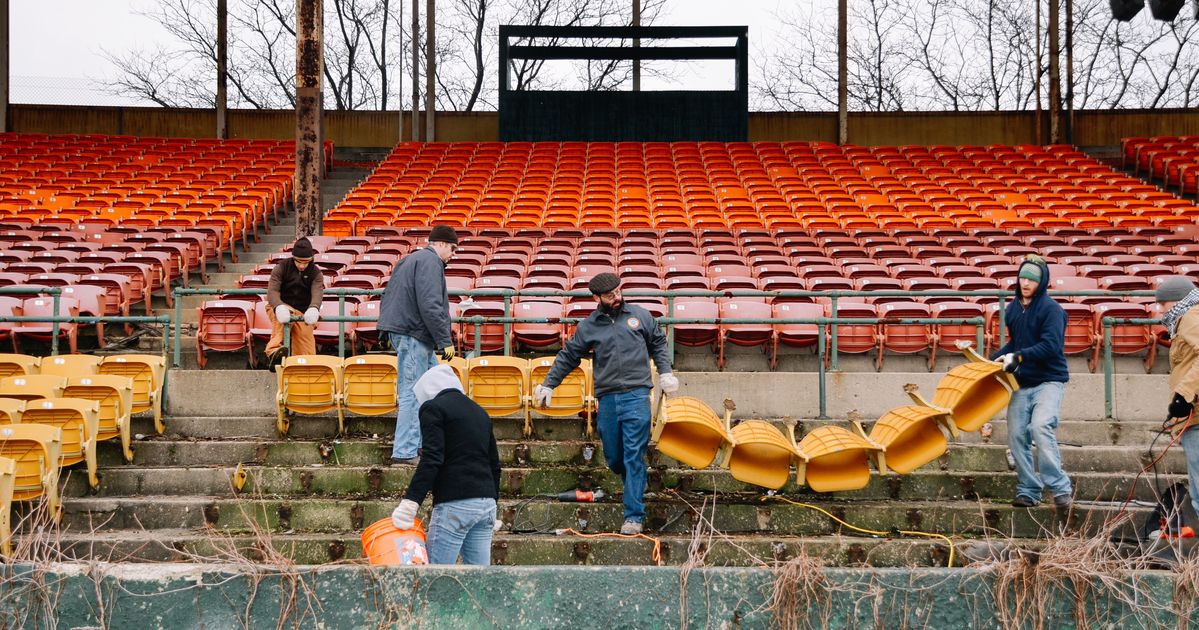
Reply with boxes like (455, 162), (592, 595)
(276, 355), (592, 437)
(198, 296), (1165, 372)
(324, 141), (1199, 233)
(1122, 135), (1199, 193)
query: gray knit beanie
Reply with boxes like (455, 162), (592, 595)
(1156, 275), (1197, 303)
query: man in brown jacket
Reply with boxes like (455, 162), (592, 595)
(1158, 276), (1199, 515)
(266, 237), (325, 359)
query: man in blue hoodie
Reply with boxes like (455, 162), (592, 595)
(990, 254), (1073, 509)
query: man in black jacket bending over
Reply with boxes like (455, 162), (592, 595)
(391, 364), (501, 565)
(533, 272), (678, 535)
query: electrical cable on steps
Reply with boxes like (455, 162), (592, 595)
(1111, 411), (1194, 522)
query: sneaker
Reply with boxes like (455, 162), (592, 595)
(620, 520), (643, 535)
(1052, 494), (1073, 509)
(1012, 496), (1040, 508)
(390, 457), (420, 467)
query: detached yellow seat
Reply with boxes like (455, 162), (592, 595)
(0, 398), (24, 424)
(868, 405), (953, 475)
(342, 355), (397, 418)
(64, 375), (135, 463)
(0, 354), (39, 378)
(38, 354), (102, 377)
(799, 424), (884, 493)
(0, 422), (63, 521)
(276, 355), (343, 435)
(923, 348), (1019, 433)
(722, 420), (807, 490)
(651, 396), (732, 469)
(21, 397), (101, 489)
(98, 354), (167, 434)
(529, 357), (594, 434)
(0, 374), (67, 401)
(466, 356), (531, 436)
(0, 456), (14, 557)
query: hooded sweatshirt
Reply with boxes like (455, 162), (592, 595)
(403, 365), (501, 506)
(989, 258), (1070, 386)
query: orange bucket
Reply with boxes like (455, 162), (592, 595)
(362, 517), (429, 565)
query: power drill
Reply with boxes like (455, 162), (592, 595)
(557, 488), (605, 502)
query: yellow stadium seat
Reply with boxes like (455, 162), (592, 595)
(64, 375), (134, 463)
(98, 354), (167, 434)
(529, 357), (594, 434)
(0, 456), (14, 557)
(0, 354), (39, 378)
(20, 397), (101, 489)
(867, 405), (953, 475)
(0, 398), (24, 424)
(465, 356), (531, 436)
(0, 374), (67, 401)
(0, 423), (63, 522)
(276, 355), (343, 435)
(38, 354), (102, 377)
(915, 346), (1019, 434)
(342, 355), (397, 418)
(799, 423), (884, 493)
(722, 419), (807, 490)
(650, 396), (733, 469)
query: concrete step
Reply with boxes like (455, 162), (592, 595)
(45, 530), (959, 567)
(60, 462), (1185, 504)
(53, 495), (1146, 538)
(96, 437), (1188, 475)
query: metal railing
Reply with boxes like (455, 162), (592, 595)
(1101, 316), (1163, 420)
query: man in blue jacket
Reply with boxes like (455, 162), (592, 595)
(990, 254), (1073, 509)
(533, 273), (678, 535)
(377, 225), (458, 465)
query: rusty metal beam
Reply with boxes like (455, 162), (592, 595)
(411, 0), (420, 141)
(216, 0), (228, 139)
(837, 0), (847, 145)
(295, 0), (323, 238)
(425, 0), (435, 141)
(0, 0), (9, 133)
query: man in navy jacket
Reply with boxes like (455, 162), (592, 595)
(990, 254), (1073, 509)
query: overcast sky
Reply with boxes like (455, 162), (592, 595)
(11, 1), (786, 106)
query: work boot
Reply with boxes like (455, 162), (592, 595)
(620, 520), (643, 535)
(1052, 494), (1073, 509)
(1011, 496), (1039, 508)
(390, 457), (420, 467)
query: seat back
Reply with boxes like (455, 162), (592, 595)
(650, 396), (731, 469)
(724, 420), (803, 490)
(798, 426), (883, 492)
(0, 455), (13, 556)
(0, 353), (38, 378)
(529, 357), (591, 417)
(0, 374), (66, 400)
(38, 354), (102, 377)
(342, 355), (398, 416)
(465, 356), (529, 417)
(867, 406), (951, 475)
(278, 355), (343, 414)
(0, 423), (61, 502)
(927, 352), (1018, 433)
(20, 397), (100, 466)
(63, 374), (134, 441)
(98, 354), (166, 418)
(196, 300), (254, 351)
(0, 398), (23, 424)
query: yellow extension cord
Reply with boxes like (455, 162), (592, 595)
(763, 495), (956, 567)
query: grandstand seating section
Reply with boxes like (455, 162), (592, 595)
(1122, 135), (1199, 194)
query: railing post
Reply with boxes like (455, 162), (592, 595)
(829, 295), (839, 371)
(997, 290), (1008, 349)
(666, 295), (675, 359)
(817, 320), (828, 420)
(975, 316), (985, 352)
(1103, 318), (1114, 421)
(50, 291), (60, 355)
(283, 314), (292, 354)
(503, 293), (512, 356)
(338, 295), (346, 358)
(473, 316), (483, 356)
(173, 288), (183, 367)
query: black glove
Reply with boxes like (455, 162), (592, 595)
(1169, 393), (1194, 419)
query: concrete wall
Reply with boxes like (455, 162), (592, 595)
(12, 104), (1199, 147)
(0, 563), (1182, 629)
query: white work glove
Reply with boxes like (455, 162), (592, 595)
(274, 304), (292, 324)
(493, 519), (503, 532)
(659, 373), (679, 394)
(533, 384), (554, 408)
(391, 499), (419, 530)
(303, 307), (320, 326)
(997, 353), (1018, 374)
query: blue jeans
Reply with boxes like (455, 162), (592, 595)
(596, 387), (651, 523)
(1007, 381), (1072, 502)
(391, 333), (438, 460)
(426, 497), (497, 565)
(1181, 426), (1199, 516)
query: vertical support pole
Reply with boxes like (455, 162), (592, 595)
(829, 296), (840, 371)
(1103, 320), (1113, 420)
(424, 0), (435, 142)
(997, 291), (1008, 349)
(216, 0), (228, 139)
(666, 295), (675, 358)
(338, 295), (346, 358)
(173, 288), (183, 367)
(502, 294), (512, 356)
(1048, 0), (1061, 144)
(632, 0), (641, 92)
(50, 292), (60, 355)
(411, 0), (420, 141)
(1034, 0), (1043, 144)
(0, 0), (8, 133)
(1064, 0), (1074, 144)
(295, 0), (323, 238)
(817, 322), (828, 420)
(837, 0), (848, 145)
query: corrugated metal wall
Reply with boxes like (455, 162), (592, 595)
(11, 104), (1198, 147)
